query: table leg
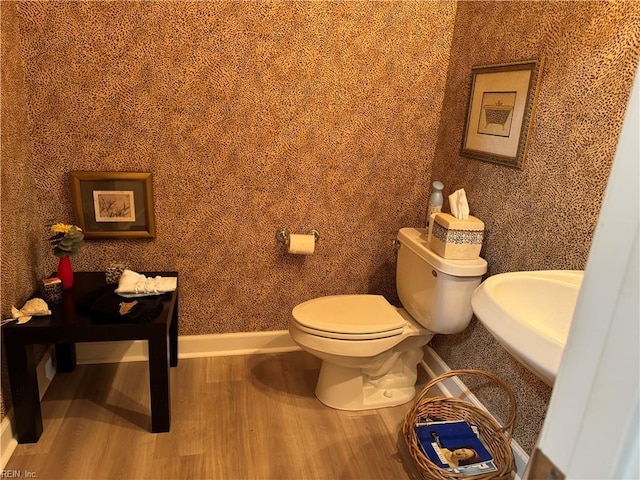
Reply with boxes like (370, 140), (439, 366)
(169, 300), (178, 368)
(5, 341), (43, 443)
(148, 330), (170, 433)
(55, 343), (77, 372)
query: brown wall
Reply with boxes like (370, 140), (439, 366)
(430, 1), (640, 453)
(0, 1), (456, 416)
(1, 0), (638, 456)
(0, 2), (47, 421)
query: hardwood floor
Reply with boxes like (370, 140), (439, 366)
(6, 351), (426, 479)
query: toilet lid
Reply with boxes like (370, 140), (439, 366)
(292, 295), (406, 337)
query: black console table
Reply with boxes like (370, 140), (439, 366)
(2, 271), (179, 444)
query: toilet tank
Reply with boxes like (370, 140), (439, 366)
(396, 227), (487, 334)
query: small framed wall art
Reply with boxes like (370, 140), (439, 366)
(70, 171), (156, 238)
(461, 58), (544, 169)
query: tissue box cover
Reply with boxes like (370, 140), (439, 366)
(431, 213), (484, 259)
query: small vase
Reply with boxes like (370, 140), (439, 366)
(57, 255), (74, 289)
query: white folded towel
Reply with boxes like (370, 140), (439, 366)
(115, 269), (177, 298)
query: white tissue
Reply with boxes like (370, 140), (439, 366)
(288, 234), (315, 255)
(115, 269), (177, 298)
(449, 189), (470, 220)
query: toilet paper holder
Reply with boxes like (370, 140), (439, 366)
(275, 228), (320, 246)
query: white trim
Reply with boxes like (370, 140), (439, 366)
(76, 330), (301, 364)
(0, 417), (17, 471)
(1, 345), (57, 469)
(422, 346), (529, 480)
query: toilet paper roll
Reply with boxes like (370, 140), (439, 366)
(288, 234), (315, 255)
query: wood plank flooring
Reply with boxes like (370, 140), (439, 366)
(6, 351), (426, 479)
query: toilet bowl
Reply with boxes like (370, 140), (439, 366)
(289, 227), (487, 411)
(290, 295), (432, 410)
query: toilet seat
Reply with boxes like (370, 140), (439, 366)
(292, 295), (407, 340)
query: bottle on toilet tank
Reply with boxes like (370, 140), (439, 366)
(426, 181), (444, 228)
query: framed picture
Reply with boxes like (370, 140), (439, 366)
(70, 172), (156, 238)
(461, 59), (544, 169)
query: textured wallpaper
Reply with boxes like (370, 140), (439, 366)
(1, 1), (456, 417)
(430, 1), (640, 453)
(0, 2), (47, 422)
(15, 1), (456, 334)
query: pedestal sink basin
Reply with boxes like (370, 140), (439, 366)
(471, 270), (584, 386)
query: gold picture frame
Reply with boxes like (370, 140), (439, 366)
(70, 171), (156, 238)
(461, 58), (544, 169)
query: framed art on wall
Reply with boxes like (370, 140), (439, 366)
(70, 171), (156, 238)
(461, 59), (544, 169)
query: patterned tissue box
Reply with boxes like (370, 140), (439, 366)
(106, 262), (128, 284)
(40, 277), (63, 305)
(430, 213), (484, 260)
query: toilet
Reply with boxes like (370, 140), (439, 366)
(289, 227), (487, 411)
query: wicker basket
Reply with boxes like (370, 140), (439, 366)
(403, 369), (516, 480)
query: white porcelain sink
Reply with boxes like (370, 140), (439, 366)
(471, 270), (584, 386)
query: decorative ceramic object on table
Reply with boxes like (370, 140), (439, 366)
(40, 277), (63, 305)
(48, 223), (85, 290)
(56, 256), (74, 289)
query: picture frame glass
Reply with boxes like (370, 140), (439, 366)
(80, 180), (147, 232)
(71, 172), (156, 238)
(462, 59), (543, 169)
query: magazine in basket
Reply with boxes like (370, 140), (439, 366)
(414, 420), (498, 476)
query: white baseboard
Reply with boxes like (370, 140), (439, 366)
(422, 346), (530, 480)
(1, 345), (57, 469)
(75, 330), (301, 364)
